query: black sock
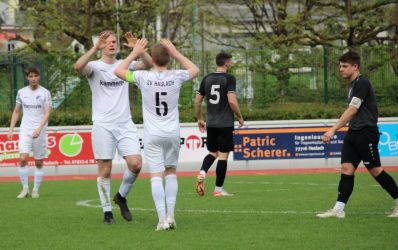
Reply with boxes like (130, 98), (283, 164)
(375, 170), (398, 199)
(117, 192), (126, 201)
(215, 160), (227, 187)
(337, 174), (355, 203)
(200, 154), (216, 173)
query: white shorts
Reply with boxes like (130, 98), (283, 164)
(92, 120), (141, 160)
(19, 132), (48, 160)
(144, 135), (180, 174)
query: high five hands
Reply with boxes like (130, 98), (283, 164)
(130, 38), (148, 58)
(123, 32), (137, 49)
(94, 31), (112, 51)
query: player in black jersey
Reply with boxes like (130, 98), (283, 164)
(317, 51), (398, 218)
(194, 52), (244, 197)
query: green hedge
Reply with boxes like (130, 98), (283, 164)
(1, 103), (397, 127)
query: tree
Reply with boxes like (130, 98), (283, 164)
(202, 0), (319, 98)
(18, 0), (132, 51)
(14, 0), (195, 53)
(307, 0), (397, 48)
(200, 0), (397, 99)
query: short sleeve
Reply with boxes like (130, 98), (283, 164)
(174, 70), (191, 83)
(16, 90), (22, 105)
(45, 90), (52, 107)
(128, 60), (140, 71)
(198, 77), (206, 96)
(227, 75), (236, 92)
(352, 78), (371, 100)
(132, 70), (145, 88)
(84, 61), (94, 78)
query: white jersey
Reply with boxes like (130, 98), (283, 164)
(16, 85), (52, 135)
(85, 60), (138, 124)
(130, 70), (191, 137)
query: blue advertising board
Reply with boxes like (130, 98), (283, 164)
(379, 124), (398, 157)
(234, 124), (398, 160)
(234, 127), (347, 160)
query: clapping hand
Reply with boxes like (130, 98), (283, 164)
(123, 32), (137, 49)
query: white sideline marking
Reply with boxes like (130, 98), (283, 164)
(76, 199), (388, 215)
(229, 181), (337, 186)
(182, 189), (291, 196)
(229, 181), (382, 188)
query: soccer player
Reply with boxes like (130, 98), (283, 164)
(8, 67), (52, 199)
(73, 31), (152, 225)
(317, 51), (398, 218)
(114, 38), (199, 231)
(194, 52), (244, 197)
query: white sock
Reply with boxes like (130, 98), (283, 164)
(150, 177), (166, 223)
(33, 168), (44, 192)
(18, 167), (29, 189)
(200, 170), (206, 178)
(118, 169), (137, 197)
(215, 186), (222, 193)
(333, 201), (346, 211)
(97, 177), (112, 212)
(395, 198), (398, 206)
(165, 174), (178, 219)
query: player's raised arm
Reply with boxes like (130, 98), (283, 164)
(160, 39), (199, 79)
(7, 104), (21, 140)
(73, 31), (111, 75)
(114, 38), (148, 81)
(123, 32), (152, 70)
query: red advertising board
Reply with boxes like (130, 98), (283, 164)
(0, 132), (95, 167)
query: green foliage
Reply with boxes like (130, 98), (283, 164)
(240, 103), (347, 121)
(379, 106), (398, 117)
(0, 102), (394, 127)
(49, 110), (92, 126)
(0, 111), (11, 127)
(203, 1), (397, 101)
(1, 44), (398, 127)
(18, 0), (195, 52)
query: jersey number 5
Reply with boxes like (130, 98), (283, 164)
(156, 92), (168, 116)
(209, 84), (220, 104)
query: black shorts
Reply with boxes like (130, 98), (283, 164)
(206, 127), (234, 153)
(341, 127), (381, 169)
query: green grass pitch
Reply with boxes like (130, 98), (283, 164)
(1, 172), (397, 249)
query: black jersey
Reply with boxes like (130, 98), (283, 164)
(348, 75), (378, 130)
(198, 72), (236, 128)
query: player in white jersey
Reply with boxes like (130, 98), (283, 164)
(115, 39), (199, 231)
(8, 67), (52, 199)
(74, 31), (152, 225)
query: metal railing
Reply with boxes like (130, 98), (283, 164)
(1, 45), (397, 114)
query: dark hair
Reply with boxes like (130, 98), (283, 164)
(216, 52), (232, 66)
(339, 50), (361, 66)
(25, 67), (40, 76)
(151, 44), (170, 66)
